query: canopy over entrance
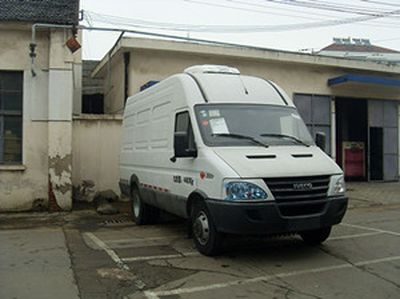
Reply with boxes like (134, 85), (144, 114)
(328, 74), (400, 87)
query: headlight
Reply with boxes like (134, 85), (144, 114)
(225, 181), (268, 201)
(328, 175), (346, 196)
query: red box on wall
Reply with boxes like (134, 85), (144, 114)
(342, 142), (365, 178)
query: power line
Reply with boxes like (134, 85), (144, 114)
(227, 0), (343, 18)
(183, 0), (400, 26)
(262, 0), (399, 16)
(289, 0), (393, 14)
(183, 0), (322, 20)
(83, 7), (400, 33)
(357, 0), (400, 8)
(227, 0), (400, 25)
(78, 24), (321, 56)
(188, 0), (386, 18)
(302, 0), (396, 12)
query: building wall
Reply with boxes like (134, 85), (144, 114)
(0, 27), (49, 211)
(98, 44), (400, 187)
(104, 49), (400, 114)
(104, 54), (124, 114)
(0, 27), (50, 69)
(0, 24), (81, 211)
(72, 115), (122, 196)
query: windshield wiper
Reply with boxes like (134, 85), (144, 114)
(260, 133), (310, 147)
(212, 133), (269, 148)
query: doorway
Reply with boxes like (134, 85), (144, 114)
(369, 127), (383, 180)
(335, 98), (368, 181)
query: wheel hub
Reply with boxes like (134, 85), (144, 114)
(132, 192), (140, 218)
(193, 211), (210, 245)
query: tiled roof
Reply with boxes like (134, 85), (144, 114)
(319, 43), (399, 54)
(0, 0), (80, 25)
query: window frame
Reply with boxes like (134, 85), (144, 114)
(0, 71), (23, 165)
(174, 110), (196, 151)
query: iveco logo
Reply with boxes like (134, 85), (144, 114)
(293, 183), (313, 190)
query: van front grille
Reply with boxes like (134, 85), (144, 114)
(263, 175), (331, 217)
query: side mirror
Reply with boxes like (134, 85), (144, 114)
(315, 132), (326, 152)
(173, 131), (197, 159)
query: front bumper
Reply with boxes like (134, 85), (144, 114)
(206, 196), (348, 235)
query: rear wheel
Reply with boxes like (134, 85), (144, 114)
(300, 226), (332, 246)
(130, 187), (159, 225)
(191, 201), (223, 256)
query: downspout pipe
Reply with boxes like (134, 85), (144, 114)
(123, 51), (130, 105)
(30, 23), (75, 76)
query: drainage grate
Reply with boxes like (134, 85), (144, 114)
(102, 218), (134, 226)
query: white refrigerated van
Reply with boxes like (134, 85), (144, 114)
(119, 65), (347, 256)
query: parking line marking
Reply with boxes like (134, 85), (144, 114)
(123, 254), (184, 262)
(144, 255), (400, 299)
(85, 232), (130, 270)
(105, 235), (182, 244)
(122, 251), (200, 262)
(329, 231), (382, 240)
(341, 223), (400, 237)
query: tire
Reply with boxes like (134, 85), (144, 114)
(191, 200), (223, 256)
(300, 226), (332, 246)
(130, 187), (159, 225)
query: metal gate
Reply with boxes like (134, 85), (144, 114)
(294, 94), (332, 155)
(368, 100), (398, 181)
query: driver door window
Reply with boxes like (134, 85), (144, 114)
(174, 111), (195, 150)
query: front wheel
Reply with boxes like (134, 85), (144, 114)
(191, 201), (223, 256)
(300, 226), (332, 246)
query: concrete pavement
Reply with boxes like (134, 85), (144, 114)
(0, 182), (399, 298)
(346, 182), (400, 208)
(0, 228), (80, 299)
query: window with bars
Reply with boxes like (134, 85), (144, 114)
(0, 71), (23, 164)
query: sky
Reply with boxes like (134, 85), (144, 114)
(80, 0), (400, 61)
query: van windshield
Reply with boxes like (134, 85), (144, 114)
(194, 104), (314, 147)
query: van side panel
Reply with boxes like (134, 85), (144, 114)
(121, 84), (175, 202)
(120, 74), (240, 218)
(120, 75), (191, 217)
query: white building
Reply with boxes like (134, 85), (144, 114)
(93, 37), (400, 184)
(0, 0), (82, 211)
